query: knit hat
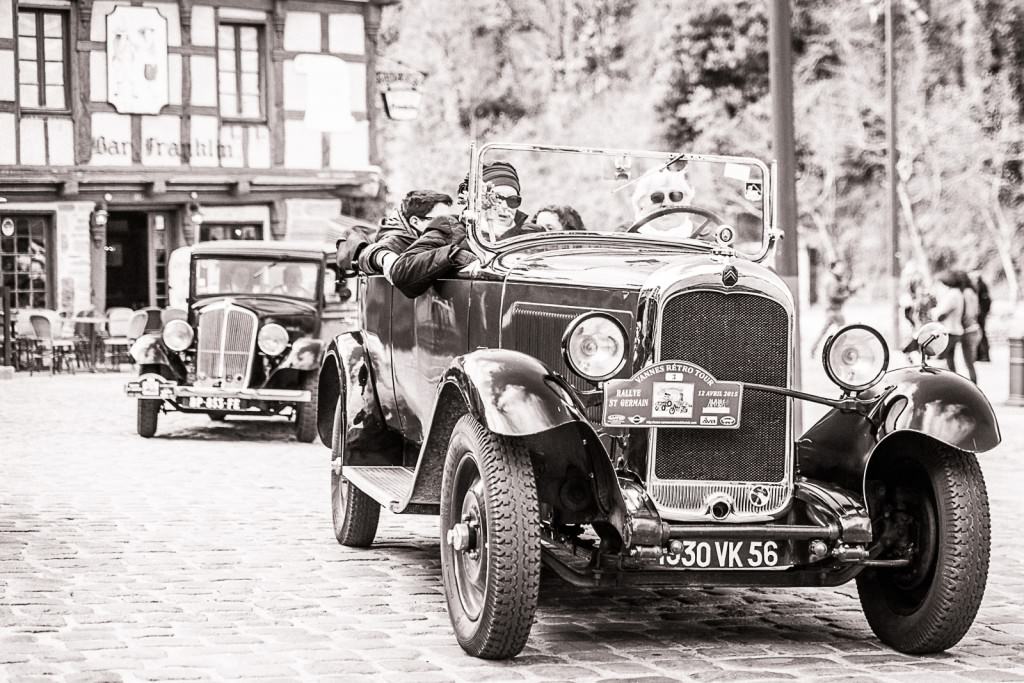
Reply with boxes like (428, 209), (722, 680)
(482, 161), (520, 193)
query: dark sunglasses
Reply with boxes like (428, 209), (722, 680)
(495, 194), (522, 209)
(650, 191), (687, 204)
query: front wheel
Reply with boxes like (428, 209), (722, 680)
(440, 415), (540, 660)
(137, 400), (160, 438)
(857, 446), (990, 653)
(330, 398), (380, 547)
(295, 373), (319, 443)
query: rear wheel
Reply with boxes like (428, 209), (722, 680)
(137, 400), (160, 438)
(295, 373), (319, 443)
(857, 446), (990, 653)
(330, 397), (380, 546)
(440, 415), (540, 660)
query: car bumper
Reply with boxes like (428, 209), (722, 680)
(125, 374), (311, 403)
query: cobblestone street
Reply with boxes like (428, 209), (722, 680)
(2, 347), (1023, 682)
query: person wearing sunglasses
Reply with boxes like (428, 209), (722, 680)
(630, 170), (698, 237)
(479, 161), (534, 240)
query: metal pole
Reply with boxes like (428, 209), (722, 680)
(885, 0), (901, 344)
(769, 0), (801, 402)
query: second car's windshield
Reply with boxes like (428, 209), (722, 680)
(472, 145), (768, 257)
(193, 258), (320, 300)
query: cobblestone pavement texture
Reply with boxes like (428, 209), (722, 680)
(2, 308), (1024, 682)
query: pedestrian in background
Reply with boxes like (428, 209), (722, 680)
(900, 272), (936, 361)
(973, 270), (992, 362)
(810, 260), (859, 358)
(958, 271), (982, 383)
(934, 271), (965, 373)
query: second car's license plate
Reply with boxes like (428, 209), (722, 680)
(184, 396), (242, 411)
(659, 540), (781, 569)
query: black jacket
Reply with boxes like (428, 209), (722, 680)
(335, 212), (417, 275)
(390, 216), (476, 298)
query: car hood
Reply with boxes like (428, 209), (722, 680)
(500, 245), (721, 289)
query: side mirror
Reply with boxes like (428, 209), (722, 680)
(335, 278), (353, 302)
(916, 322), (949, 362)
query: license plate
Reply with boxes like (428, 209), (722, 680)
(183, 396), (242, 411)
(658, 540), (781, 569)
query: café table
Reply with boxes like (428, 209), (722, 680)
(69, 315), (109, 371)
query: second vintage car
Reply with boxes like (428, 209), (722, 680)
(125, 239), (355, 441)
(318, 143), (999, 660)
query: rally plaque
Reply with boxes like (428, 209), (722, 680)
(602, 361), (743, 429)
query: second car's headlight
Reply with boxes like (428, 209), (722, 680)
(161, 319), (193, 352)
(257, 323), (289, 356)
(823, 324), (889, 392)
(562, 313), (627, 381)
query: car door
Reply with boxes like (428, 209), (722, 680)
(360, 274), (402, 431)
(391, 276), (473, 444)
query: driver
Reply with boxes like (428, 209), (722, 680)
(630, 169), (697, 237)
(274, 265), (312, 298)
(228, 265), (255, 293)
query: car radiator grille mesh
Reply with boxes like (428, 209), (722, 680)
(655, 291), (789, 483)
(196, 305), (257, 385)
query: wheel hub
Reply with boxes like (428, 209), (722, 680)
(447, 520), (479, 552)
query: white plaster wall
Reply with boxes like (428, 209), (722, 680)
(89, 112), (132, 166)
(328, 13), (364, 55)
(329, 121), (369, 170)
(47, 118), (74, 166)
(284, 11), (319, 53)
(190, 4), (215, 47)
(89, 51), (107, 101)
(0, 49), (14, 100)
(0, 0), (13, 39)
(0, 113), (15, 164)
(19, 118), (46, 165)
(247, 126), (270, 168)
(285, 119), (322, 170)
(141, 1), (180, 46)
(190, 55), (217, 108)
(168, 54), (182, 105)
(189, 115), (219, 167)
(219, 125), (244, 169)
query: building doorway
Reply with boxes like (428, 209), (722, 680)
(105, 211), (149, 310)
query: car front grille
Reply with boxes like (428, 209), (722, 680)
(196, 303), (257, 386)
(655, 290), (789, 482)
(648, 289), (791, 520)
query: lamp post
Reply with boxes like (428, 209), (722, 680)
(884, 0), (901, 346)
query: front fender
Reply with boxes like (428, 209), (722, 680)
(317, 332), (400, 464)
(443, 348), (584, 436)
(798, 365), (1001, 496)
(870, 366), (1001, 452)
(130, 334), (171, 367)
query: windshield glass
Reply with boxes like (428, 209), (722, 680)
(193, 258), (320, 300)
(471, 145), (769, 257)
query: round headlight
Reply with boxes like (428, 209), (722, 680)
(822, 324), (889, 392)
(915, 321), (949, 358)
(161, 319), (194, 352)
(562, 313), (627, 382)
(257, 323), (289, 356)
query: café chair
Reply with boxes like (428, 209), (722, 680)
(161, 307), (187, 324)
(103, 307), (135, 370)
(30, 312), (77, 374)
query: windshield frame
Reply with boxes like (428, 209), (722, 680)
(465, 142), (775, 263)
(189, 254), (325, 305)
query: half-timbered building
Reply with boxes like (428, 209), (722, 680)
(0, 0), (386, 312)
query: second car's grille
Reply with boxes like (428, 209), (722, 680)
(196, 303), (257, 386)
(655, 290), (789, 483)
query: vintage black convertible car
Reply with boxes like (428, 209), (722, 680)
(126, 240), (355, 441)
(317, 143), (1000, 659)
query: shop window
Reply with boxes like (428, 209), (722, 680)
(17, 9), (69, 111)
(200, 223), (264, 241)
(218, 23), (264, 120)
(0, 215), (53, 308)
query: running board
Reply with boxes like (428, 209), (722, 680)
(343, 466), (424, 514)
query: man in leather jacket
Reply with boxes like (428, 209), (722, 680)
(335, 190), (452, 281)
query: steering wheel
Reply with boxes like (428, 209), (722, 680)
(626, 205), (725, 238)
